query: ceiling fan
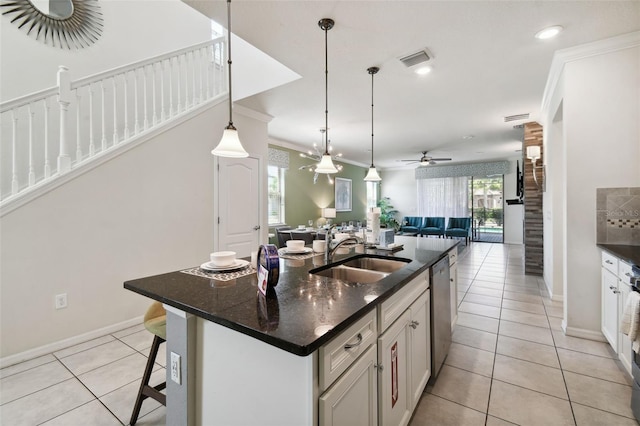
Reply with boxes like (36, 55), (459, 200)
(399, 151), (452, 166)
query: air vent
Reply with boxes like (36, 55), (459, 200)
(504, 113), (530, 123)
(399, 50), (431, 68)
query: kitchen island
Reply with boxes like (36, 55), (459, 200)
(125, 236), (459, 425)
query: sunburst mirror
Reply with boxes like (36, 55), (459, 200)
(1, 0), (103, 49)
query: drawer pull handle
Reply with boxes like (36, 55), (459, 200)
(605, 260), (614, 265)
(344, 333), (363, 350)
(613, 290), (621, 294)
(410, 321), (419, 329)
(374, 363), (384, 372)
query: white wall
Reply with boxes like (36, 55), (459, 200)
(542, 34), (640, 338)
(0, 0), (212, 100)
(379, 169), (417, 219)
(0, 101), (268, 359)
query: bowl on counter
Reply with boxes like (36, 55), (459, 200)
(286, 240), (306, 251)
(210, 251), (236, 267)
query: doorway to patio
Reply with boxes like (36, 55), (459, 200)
(469, 176), (504, 243)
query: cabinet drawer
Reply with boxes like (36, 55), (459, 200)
(448, 248), (458, 266)
(319, 310), (377, 392)
(378, 271), (429, 333)
(602, 251), (619, 274)
(620, 261), (634, 281)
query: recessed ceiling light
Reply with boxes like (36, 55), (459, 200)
(462, 135), (474, 140)
(535, 25), (563, 40)
(414, 65), (432, 75)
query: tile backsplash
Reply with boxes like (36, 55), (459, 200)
(597, 187), (640, 245)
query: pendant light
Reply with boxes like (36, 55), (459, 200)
(364, 67), (382, 182)
(211, 0), (249, 158)
(315, 18), (338, 174)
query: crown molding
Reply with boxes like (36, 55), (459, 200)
(233, 103), (273, 123)
(541, 31), (640, 117)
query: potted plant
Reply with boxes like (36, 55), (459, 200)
(377, 197), (400, 231)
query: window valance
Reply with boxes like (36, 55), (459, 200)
(415, 161), (510, 179)
(268, 148), (289, 169)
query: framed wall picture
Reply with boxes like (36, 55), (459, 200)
(335, 178), (352, 212)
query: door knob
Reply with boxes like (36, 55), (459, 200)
(253, 225), (260, 230)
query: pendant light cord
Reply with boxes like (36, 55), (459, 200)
(226, 0), (234, 130)
(324, 24), (329, 155)
(370, 70), (374, 167)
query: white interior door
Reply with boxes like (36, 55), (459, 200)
(217, 156), (260, 258)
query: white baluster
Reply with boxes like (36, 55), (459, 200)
(205, 46), (211, 100)
(101, 81), (107, 151)
(143, 66), (149, 130)
(152, 63), (158, 125)
(11, 110), (18, 194)
(177, 55), (182, 113)
(169, 58), (174, 118)
(161, 60), (167, 121)
(183, 53), (190, 109)
(28, 104), (35, 186)
(123, 72), (130, 139)
(76, 91), (82, 163)
(113, 76), (118, 145)
(89, 86), (95, 156)
(192, 50), (197, 105)
(57, 65), (72, 174)
(198, 48), (204, 103)
(43, 98), (51, 178)
(134, 68), (140, 134)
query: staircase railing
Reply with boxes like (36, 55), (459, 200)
(1, 36), (226, 210)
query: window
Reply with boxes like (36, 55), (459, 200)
(268, 165), (285, 225)
(366, 181), (378, 209)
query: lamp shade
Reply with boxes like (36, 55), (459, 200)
(364, 166), (382, 182)
(212, 128), (249, 158)
(526, 145), (541, 161)
(322, 208), (336, 218)
(315, 154), (338, 174)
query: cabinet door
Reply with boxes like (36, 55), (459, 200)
(378, 310), (412, 426)
(409, 290), (430, 410)
(602, 268), (619, 352)
(449, 261), (458, 330)
(618, 280), (633, 375)
(319, 345), (378, 426)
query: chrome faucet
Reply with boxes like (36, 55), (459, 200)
(325, 225), (364, 263)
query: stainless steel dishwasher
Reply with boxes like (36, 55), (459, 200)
(430, 256), (451, 381)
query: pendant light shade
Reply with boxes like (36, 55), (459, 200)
(364, 66), (381, 182)
(316, 18), (338, 174)
(212, 0), (249, 158)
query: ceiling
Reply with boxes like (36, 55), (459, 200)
(187, 1), (640, 170)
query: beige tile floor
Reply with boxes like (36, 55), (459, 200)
(1, 242), (636, 425)
(411, 243), (637, 426)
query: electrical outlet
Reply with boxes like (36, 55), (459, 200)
(55, 293), (67, 310)
(170, 352), (181, 384)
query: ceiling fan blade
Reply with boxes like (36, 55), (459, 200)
(399, 159), (418, 162)
(428, 158), (452, 161)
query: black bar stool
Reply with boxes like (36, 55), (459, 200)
(130, 302), (167, 425)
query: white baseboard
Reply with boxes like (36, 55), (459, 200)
(0, 316), (143, 369)
(541, 277), (564, 302)
(563, 324), (607, 342)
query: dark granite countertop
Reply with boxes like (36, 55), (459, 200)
(597, 244), (640, 267)
(124, 236), (459, 356)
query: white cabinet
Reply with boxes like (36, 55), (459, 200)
(378, 288), (431, 426)
(319, 270), (433, 426)
(408, 290), (430, 410)
(319, 345), (378, 426)
(448, 248), (458, 330)
(378, 310), (412, 426)
(600, 250), (635, 377)
(602, 266), (619, 351)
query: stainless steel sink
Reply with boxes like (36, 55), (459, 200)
(313, 265), (390, 284)
(311, 255), (410, 285)
(342, 257), (409, 273)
